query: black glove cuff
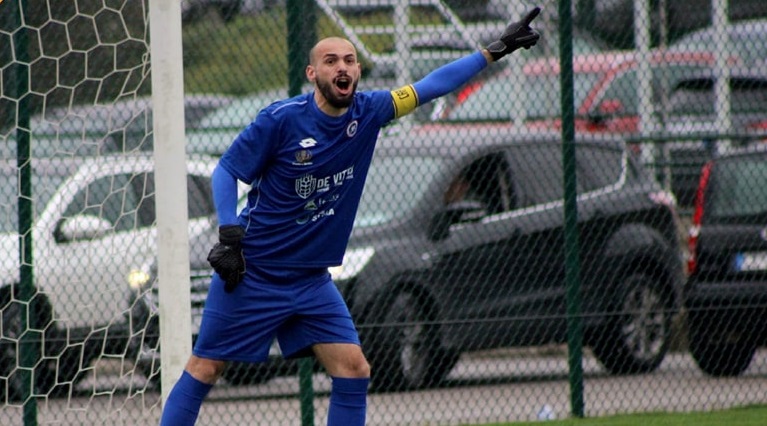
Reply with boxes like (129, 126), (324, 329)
(219, 225), (244, 245)
(486, 40), (508, 61)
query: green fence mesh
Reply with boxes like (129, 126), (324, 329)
(2, 0), (767, 424)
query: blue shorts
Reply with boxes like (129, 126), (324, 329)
(193, 270), (360, 363)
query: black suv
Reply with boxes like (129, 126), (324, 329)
(336, 126), (685, 391)
(685, 145), (767, 376)
(135, 126), (685, 391)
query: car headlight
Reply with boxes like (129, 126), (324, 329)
(127, 264), (153, 291)
(329, 247), (375, 281)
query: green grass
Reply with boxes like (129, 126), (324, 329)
(471, 405), (767, 426)
(181, 8), (373, 95)
(180, 6), (449, 95)
(181, 8), (333, 95)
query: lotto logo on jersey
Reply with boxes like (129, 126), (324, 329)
(299, 138), (317, 148)
(295, 174), (317, 199)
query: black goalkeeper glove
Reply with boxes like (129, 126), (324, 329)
(207, 225), (245, 293)
(486, 7), (542, 61)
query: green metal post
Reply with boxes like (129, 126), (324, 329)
(9, 0), (38, 424)
(559, 0), (585, 418)
(287, 0), (316, 97)
(286, 1), (317, 425)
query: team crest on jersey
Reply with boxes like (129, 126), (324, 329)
(295, 174), (317, 199)
(346, 120), (358, 138)
(294, 149), (313, 165)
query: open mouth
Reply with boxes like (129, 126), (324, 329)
(335, 76), (352, 94)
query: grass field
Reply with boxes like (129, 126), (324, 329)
(182, 8), (383, 95)
(181, 6), (454, 95)
(475, 404), (767, 426)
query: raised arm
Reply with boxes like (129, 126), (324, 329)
(390, 6), (541, 118)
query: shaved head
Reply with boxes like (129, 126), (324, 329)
(306, 37), (362, 114)
(309, 37), (357, 66)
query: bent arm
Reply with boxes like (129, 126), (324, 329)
(391, 51), (489, 118)
(211, 163), (240, 226)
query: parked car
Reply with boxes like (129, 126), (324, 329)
(579, 0), (767, 49)
(685, 145), (767, 376)
(0, 94), (233, 159)
(668, 18), (767, 68)
(430, 50), (721, 134)
(334, 126), (685, 391)
(185, 89), (287, 156)
(0, 154), (218, 400)
(659, 68), (767, 206)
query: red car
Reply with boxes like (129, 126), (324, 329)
(430, 50), (736, 135)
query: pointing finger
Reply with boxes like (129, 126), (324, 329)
(522, 6), (541, 26)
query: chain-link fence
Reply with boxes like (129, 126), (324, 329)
(2, 0), (767, 424)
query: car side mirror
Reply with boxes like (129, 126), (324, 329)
(54, 214), (112, 243)
(589, 98), (624, 124)
(428, 201), (486, 241)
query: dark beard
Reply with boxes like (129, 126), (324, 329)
(316, 78), (357, 109)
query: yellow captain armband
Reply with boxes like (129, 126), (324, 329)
(391, 85), (419, 118)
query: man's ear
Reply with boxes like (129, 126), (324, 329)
(305, 64), (316, 82)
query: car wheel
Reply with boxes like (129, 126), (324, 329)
(0, 297), (30, 402)
(368, 290), (458, 392)
(688, 316), (755, 377)
(0, 288), (56, 401)
(137, 350), (162, 391)
(592, 272), (670, 374)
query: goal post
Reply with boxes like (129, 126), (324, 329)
(148, 0), (194, 404)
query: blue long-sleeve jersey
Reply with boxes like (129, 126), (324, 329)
(213, 51), (488, 274)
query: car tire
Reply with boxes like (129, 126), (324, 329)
(368, 290), (458, 392)
(0, 288), (56, 401)
(592, 272), (671, 374)
(137, 353), (162, 391)
(688, 316), (755, 377)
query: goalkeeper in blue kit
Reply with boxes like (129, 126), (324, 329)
(160, 7), (540, 425)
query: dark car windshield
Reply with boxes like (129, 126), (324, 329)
(354, 155), (444, 227)
(706, 156), (767, 224)
(668, 78), (767, 116)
